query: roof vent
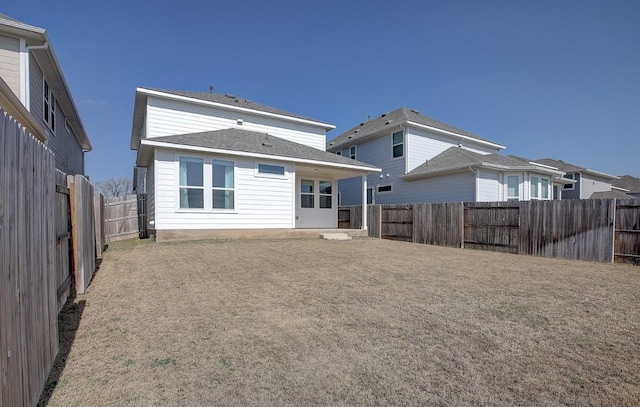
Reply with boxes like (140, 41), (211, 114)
(411, 109), (420, 114)
(329, 142), (334, 146)
(384, 120), (391, 125)
(262, 133), (272, 147)
(354, 129), (359, 133)
(224, 94), (236, 99)
(381, 113), (386, 118)
(359, 123), (364, 126)
(348, 135), (353, 139)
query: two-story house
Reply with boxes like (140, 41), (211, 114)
(534, 159), (620, 199)
(0, 13), (91, 174)
(327, 107), (568, 205)
(612, 175), (640, 199)
(130, 88), (380, 241)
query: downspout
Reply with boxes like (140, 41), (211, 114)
(469, 166), (479, 201)
(23, 42), (50, 112)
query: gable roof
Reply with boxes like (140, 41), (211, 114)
(403, 147), (564, 180)
(327, 107), (504, 151)
(534, 158), (618, 180)
(0, 14), (91, 151)
(612, 175), (640, 193)
(137, 128), (379, 174)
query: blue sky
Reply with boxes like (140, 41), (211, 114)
(4, 0), (639, 181)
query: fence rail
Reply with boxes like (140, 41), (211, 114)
(340, 199), (640, 264)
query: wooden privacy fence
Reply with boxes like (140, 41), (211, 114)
(340, 199), (640, 264)
(1, 109), (58, 407)
(105, 194), (140, 242)
(1, 109), (106, 406)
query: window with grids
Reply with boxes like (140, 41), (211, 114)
(179, 157), (204, 208)
(349, 146), (356, 159)
(212, 160), (235, 209)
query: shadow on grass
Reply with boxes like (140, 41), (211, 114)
(35, 257), (110, 406)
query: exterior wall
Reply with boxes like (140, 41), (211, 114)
(340, 172), (475, 205)
(581, 174), (612, 199)
(407, 127), (498, 172)
(561, 172), (581, 199)
(145, 96), (327, 150)
(29, 54), (84, 174)
(477, 170), (501, 202)
(153, 148), (296, 230)
(145, 163), (155, 227)
(0, 34), (20, 98)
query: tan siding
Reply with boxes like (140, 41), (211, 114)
(0, 34), (21, 99)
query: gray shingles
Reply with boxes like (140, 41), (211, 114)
(147, 89), (333, 127)
(406, 147), (532, 177)
(589, 190), (638, 200)
(327, 107), (499, 151)
(534, 158), (585, 174)
(612, 175), (640, 193)
(148, 128), (378, 169)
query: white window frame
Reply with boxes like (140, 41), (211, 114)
(377, 184), (393, 195)
(176, 154), (237, 212)
(255, 162), (287, 179)
(43, 80), (55, 132)
(212, 159), (236, 210)
(178, 156), (205, 210)
(530, 175), (551, 200)
(319, 180), (333, 209)
(391, 130), (404, 159)
(563, 173), (576, 190)
(349, 145), (357, 160)
(506, 174), (521, 201)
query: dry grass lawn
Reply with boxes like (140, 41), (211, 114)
(41, 238), (640, 406)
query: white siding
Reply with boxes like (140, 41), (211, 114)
(146, 97), (327, 150)
(29, 55), (84, 174)
(154, 148), (295, 230)
(145, 164), (155, 227)
(477, 170), (501, 202)
(581, 174), (612, 199)
(407, 127), (498, 172)
(0, 34), (20, 98)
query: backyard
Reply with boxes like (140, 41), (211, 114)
(41, 238), (639, 406)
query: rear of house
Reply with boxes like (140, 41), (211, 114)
(131, 88), (379, 241)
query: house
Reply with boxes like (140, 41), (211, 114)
(534, 159), (620, 199)
(130, 88), (380, 241)
(327, 107), (569, 204)
(0, 13), (91, 174)
(611, 175), (640, 199)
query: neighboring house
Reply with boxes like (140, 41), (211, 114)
(327, 107), (568, 204)
(534, 159), (619, 200)
(0, 13), (91, 174)
(612, 175), (640, 199)
(130, 88), (379, 240)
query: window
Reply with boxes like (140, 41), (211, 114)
(349, 146), (356, 160)
(392, 131), (404, 158)
(377, 184), (392, 194)
(563, 173), (576, 190)
(179, 157), (204, 208)
(319, 181), (332, 208)
(530, 176), (539, 198)
(530, 176), (550, 200)
(257, 163), (285, 176)
(507, 175), (520, 200)
(301, 179), (314, 208)
(367, 187), (373, 204)
(212, 159), (234, 209)
(43, 80), (55, 131)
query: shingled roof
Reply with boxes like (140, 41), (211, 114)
(327, 107), (503, 151)
(146, 88), (334, 128)
(534, 158), (618, 180)
(403, 147), (562, 180)
(142, 128), (378, 169)
(612, 175), (640, 193)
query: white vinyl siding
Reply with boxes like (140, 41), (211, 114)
(406, 127), (499, 172)
(477, 170), (501, 202)
(153, 149), (295, 229)
(145, 96), (327, 150)
(581, 174), (614, 199)
(0, 34), (21, 98)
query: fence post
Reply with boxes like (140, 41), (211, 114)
(459, 202), (465, 248)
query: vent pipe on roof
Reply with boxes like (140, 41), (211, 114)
(209, 85), (214, 93)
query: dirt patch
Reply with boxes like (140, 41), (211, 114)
(42, 238), (640, 406)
